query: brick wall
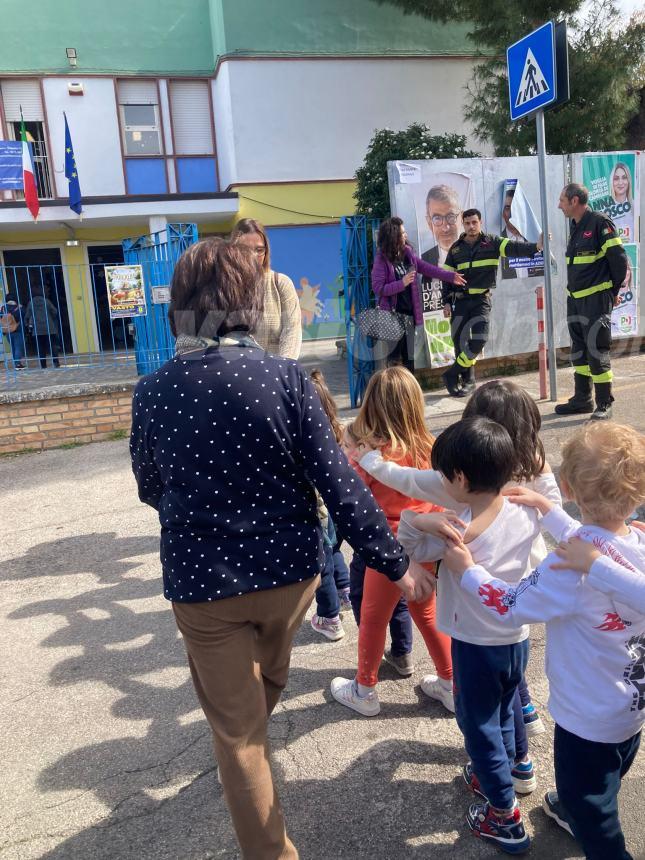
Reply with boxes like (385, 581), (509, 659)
(0, 385), (135, 455)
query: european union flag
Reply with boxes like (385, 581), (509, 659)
(64, 113), (82, 215)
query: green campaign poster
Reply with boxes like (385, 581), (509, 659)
(582, 152), (638, 243)
(612, 243), (639, 338)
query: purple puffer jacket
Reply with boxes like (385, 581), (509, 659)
(371, 244), (457, 326)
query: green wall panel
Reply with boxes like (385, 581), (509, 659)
(0, 0), (476, 76)
(220, 0), (475, 57)
(0, 0), (214, 74)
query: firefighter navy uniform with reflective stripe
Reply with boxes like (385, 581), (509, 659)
(441, 232), (539, 371)
(565, 209), (627, 391)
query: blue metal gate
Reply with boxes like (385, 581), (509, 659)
(122, 223), (198, 375)
(340, 216), (380, 407)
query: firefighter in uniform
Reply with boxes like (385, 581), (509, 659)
(441, 208), (543, 396)
(555, 183), (628, 420)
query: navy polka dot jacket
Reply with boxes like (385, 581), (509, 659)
(130, 344), (408, 602)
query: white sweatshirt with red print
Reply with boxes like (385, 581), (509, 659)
(462, 506), (645, 744)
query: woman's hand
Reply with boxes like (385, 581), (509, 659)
(444, 542), (475, 576)
(395, 560), (436, 602)
(453, 273), (467, 287)
(411, 511), (466, 544)
(402, 270), (416, 286)
(503, 486), (553, 516)
(550, 538), (600, 573)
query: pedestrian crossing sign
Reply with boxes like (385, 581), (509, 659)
(507, 22), (557, 121)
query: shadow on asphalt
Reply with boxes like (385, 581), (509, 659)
(6, 531), (587, 859)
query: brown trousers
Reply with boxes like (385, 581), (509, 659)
(173, 576), (318, 860)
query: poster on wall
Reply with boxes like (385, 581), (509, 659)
(612, 244), (639, 338)
(104, 265), (147, 319)
(0, 141), (23, 190)
(499, 179), (545, 279)
(582, 152), (640, 243)
(392, 164), (476, 367)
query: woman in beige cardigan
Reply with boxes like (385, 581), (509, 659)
(231, 219), (302, 359)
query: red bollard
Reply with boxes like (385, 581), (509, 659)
(536, 285), (548, 400)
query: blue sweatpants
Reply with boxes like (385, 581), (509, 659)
(452, 637), (529, 810)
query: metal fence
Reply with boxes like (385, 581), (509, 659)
(1, 223), (198, 386)
(340, 215), (380, 407)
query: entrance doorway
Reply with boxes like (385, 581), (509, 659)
(87, 245), (134, 351)
(2, 248), (72, 355)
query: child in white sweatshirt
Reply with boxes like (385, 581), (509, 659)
(446, 422), (645, 860)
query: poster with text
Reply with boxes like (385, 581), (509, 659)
(423, 312), (454, 368)
(612, 244), (639, 338)
(499, 179), (545, 279)
(582, 152), (640, 244)
(104, 265), (147, 319)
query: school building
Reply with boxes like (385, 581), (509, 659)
(0, 0), (485, 356)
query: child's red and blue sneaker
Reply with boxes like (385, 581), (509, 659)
(466, 799), (531, 854)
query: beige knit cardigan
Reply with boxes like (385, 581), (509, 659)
(254, 270), (302, 359)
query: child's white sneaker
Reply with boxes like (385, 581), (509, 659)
(420, 674), (455, 713)
(330, 678), (380, 716)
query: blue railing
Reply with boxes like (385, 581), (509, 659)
(340, 215), (380, 407)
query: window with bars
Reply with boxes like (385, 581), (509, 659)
(1, 79), (54, 199)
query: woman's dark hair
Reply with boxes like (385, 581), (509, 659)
(377, 216), (406, 262)
(168, 238), (264, 339)
(230, 218), (271, 272)
(462, 380), (545, 481)
(462, 208), (482, 220)
(431, 416), (515, 494)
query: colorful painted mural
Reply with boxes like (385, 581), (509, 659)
(267, 223), (344, 340)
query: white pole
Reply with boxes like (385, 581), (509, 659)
(535, 109), (558, 400)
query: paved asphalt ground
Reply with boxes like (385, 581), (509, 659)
(2, 344), (644, 860)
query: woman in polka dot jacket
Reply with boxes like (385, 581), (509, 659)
(129, 238), (435, 860)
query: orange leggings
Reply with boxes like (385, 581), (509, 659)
(357, 566), (452, 687)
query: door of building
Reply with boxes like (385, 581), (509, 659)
(2, 248), (72, 355)
(87, 245), (134, 351)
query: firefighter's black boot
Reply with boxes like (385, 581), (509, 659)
(460, 365), (476, 396)
(442, 362), (463, 397)
(590, 381), (614, 421)
(554, 374), (594, 415)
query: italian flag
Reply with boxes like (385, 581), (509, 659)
(20, 118), (39, 220)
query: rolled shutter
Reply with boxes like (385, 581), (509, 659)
(1, 80), (44, 121)
(118, 80), (158, 105)
(169, 81), (213, 155)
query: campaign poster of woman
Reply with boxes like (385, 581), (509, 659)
(582, 152), (639, 243)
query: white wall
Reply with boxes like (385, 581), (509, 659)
(214, 57), (488, 187)
(42, 77), (126, 198)
(212, 64), (237, 192)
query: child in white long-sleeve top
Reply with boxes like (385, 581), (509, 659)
(447, 422), (645, 860)
(395, 415), (541, 854)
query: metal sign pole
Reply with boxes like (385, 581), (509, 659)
(535, 109), (558, 400)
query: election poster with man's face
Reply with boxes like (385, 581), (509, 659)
(390, 163), (476, 367)
(499, 179), (545, 280)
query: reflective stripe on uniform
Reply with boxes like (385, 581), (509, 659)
(568, 237), (623, 266)
(441, 264), (456, 272)
(567, 280), (613, 299)
(499, 237), (510, 257)
(456, 352), (476, 368)
(466, 288), (489, 294)
(573, 365), (592, 377)
(591, 370), (613, 383)
(456, 258), (500, 271)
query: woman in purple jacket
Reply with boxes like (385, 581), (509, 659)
(371, 216), (466, 371)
